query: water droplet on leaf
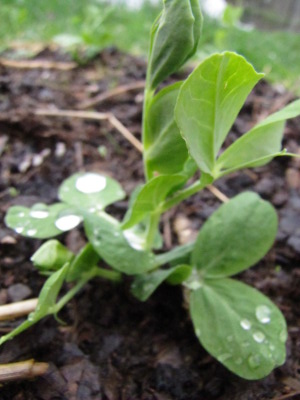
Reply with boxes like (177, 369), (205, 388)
(253, 331), (265, 343)
(30, 210), (49, 219)
(256, 305), (271, 324)
(55, 215), (82, 231)
(248, 354), (261, 369)
(279, 329), (287, 343)
(195, 328), (201, 337)
(75, 173), (106, 194)
(18, 212), (25, 218)
(240, 319), (251, 330)
(123, 229), (144, 250)
(15, 227), (24, 234)
(27, 229), (37, 236)
(218, 353), (232, 363)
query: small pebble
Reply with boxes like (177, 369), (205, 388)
(286, 168), (300, 189)
(7, 283), (32, 302)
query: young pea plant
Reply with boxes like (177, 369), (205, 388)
(3, 0), (300, 380)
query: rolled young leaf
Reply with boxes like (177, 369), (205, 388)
(191, 192), (277, 278)
(215, 99), (300, 176)
(31, 240), (74, 271)
(145, 82), (189, 174)
(175, 52), (263, 174)
(189, 278), (287, 380)
(148, 0), (202, 89)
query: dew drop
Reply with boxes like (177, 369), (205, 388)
(269, 344), (275, 351)
(55, 215), (82, 231)
(240, 319), (251, 330)
(75, 173), (106, 194)
(248, 354), (261, 369)
(15, 227), (24, 234)
(27, 229), (37, 236)
(123, 229), (144, 251)
(144, 283), (154, 292)
(279, 329), (287, 343)
(218, 353), (232, 363)
(18, 212), (25, 218)
(188, 281), (203, 290)
(30, 210), (49, 219)
(195, 328), (201, 337)
(89, 207), (96, 213)
(28, 313), (35, 322)
(253, 331), (265, 343)
(256, 305), (271, 324)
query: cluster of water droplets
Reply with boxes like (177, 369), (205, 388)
(214, 304), (286, 371)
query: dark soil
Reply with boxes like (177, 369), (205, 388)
(0, 48), (300, 400)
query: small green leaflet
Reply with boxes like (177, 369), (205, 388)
(216, 99), (300, 176)
(190, 278), (287, 380)
(5, 203), (79, 239)
(31, 240), (74, 271)
(58, 172), (125, 211)
(131, 264), (192, 301)
(191, 192), (277, 278)
(148, 0), (202, 89)
(122, 174), (186, 229)
(145, 82), (189, 174)
(84, 212), (156, 275)
(67, 243), (100, 282)
(175, 52), (263, 174)
(0, 263), (69, 346)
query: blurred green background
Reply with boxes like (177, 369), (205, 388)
(1, 0), (299, 94)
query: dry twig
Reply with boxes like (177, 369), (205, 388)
(0, 359), (48, 382)
(35, 108), (143, 153)
(78, 80), (145, 109)
(0, 58), (76, 70)
(0, 299), (38, 321)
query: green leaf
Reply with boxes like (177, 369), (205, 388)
(59, 172), (125, 211)
(216, 99), (300, 176)
(175, 52), (264, 174)
(148, 0), (202, 89)
(122, 174), (187, 230)
(155, 241), (194, 267)
(5, 203), (79, 239)
(31, 240), (74, 271)
(67, 243), (100, 282)
(145, 82), (189, 174)
(131, 264), (192, 301)
(192, 192), (277, 278)
(0, 263), (69, 346)
(84, 212), (156, 275)
(189, 278), (287, 380)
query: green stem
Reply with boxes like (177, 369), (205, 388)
(92, 267), (121, 282)
(145, 212), (160, 250)
(54, 277), (89, 313)
(161, 179), (207, 212)
(54, 267), (121, 313)
(142, 87), (155, 181)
